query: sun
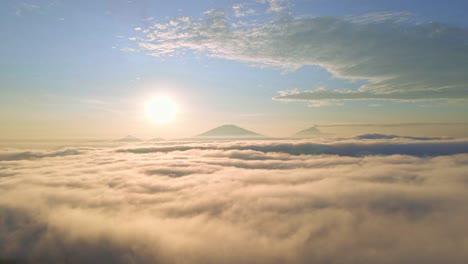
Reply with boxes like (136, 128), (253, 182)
(144, 96), (177, 124)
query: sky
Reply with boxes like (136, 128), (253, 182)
(1, 0), (468, 139)
(1, 2), (468, 261)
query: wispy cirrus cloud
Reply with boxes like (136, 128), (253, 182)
(133, 9), (468, 104)
(232, 3), (256, 17)
(14, 2), (39, 17)
(258, 0), (290, 13)
(275, 87), (468, 101)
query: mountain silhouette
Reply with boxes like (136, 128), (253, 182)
(293, 126), (323, 138)
(196, 124), (264, 139)
(116, 135), (142, 142)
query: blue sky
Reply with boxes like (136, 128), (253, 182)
(1, 0), (468, 139)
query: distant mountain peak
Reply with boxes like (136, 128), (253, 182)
(293, 126), (323, 138)
(196, 124), (264, 138)
(116, 135), (142, 142)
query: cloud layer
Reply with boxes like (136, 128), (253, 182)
(135, 10), (468, 103)
(1, 138), (468, 263)
(117, 138), (468, 157)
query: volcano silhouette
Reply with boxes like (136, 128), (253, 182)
(196, 124), (264, 139)
(293, 126), (323, 138)
(116, 135), (143, 142)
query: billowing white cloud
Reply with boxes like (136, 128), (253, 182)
(135, 11), (468, 102)
(1, 138), (468, 263)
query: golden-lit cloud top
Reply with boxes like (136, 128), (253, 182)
(1, 137), (468, 263)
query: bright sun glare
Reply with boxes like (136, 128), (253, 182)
(145, 96), (177, 124)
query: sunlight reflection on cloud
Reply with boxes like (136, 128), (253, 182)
(0, 138), (467, 263)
